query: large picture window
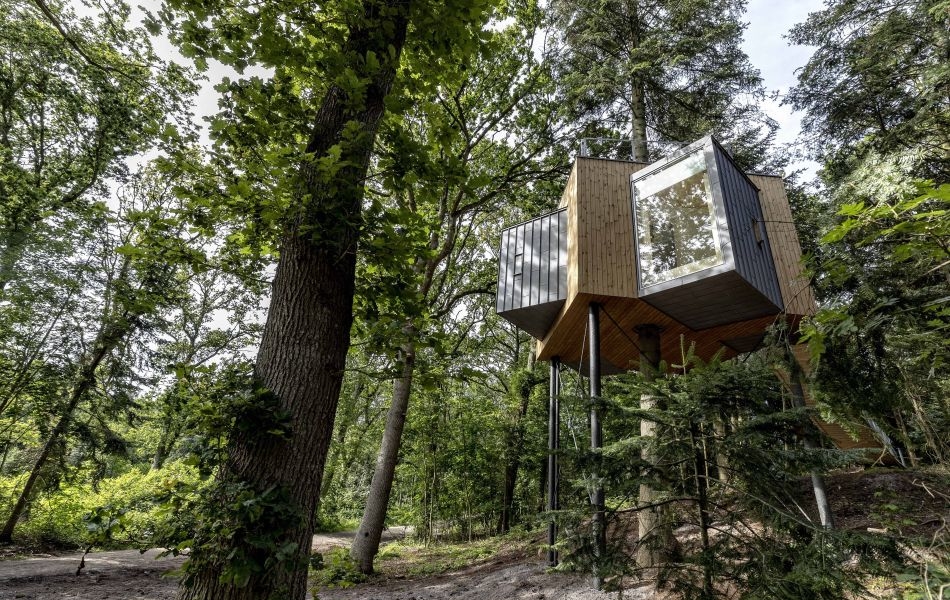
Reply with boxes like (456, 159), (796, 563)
(633, 149), (724, 287)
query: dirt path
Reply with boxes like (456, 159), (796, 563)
(317, 560), (650, 600)
(0, 527), (647, 600)
(0, 530), (647, 600)
(0, 527), (444, 600)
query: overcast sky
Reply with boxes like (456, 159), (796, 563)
(741, 0), (824, 175)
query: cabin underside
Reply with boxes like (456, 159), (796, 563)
(535, 292), (793, 374)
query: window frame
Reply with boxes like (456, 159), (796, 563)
(630, 137), (735, 296)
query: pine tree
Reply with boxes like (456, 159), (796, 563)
(549, 0), (776, 167)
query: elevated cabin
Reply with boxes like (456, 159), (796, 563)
(496, 136), (816, 373)
(501, 137), (887, 552)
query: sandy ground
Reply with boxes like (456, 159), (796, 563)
(0, 527), (643, 600)
(0, 547), (182, 599)
(316, 561), (649, 600)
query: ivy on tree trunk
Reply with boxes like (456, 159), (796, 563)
(175, 2), (411, 599)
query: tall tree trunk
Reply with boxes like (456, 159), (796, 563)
(0, 318), (132, 543)
(631, 80), (649, 162)
(351, 342), (415, 574)
(176, 4), (410, 598)
(788, 374), (834, 529)
(497, 365), (535, 534)
(636, 325), (672, 581)
(713, 415), (730, 483)
(628, 0), (648, 162)
(151, 438), (168, 471)
(689, 423), (713, 600)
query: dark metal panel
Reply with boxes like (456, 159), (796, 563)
(497, 228), (510, 312)
(513, 224), (525, 310)
(547, 214), (555, 302)
(496, 208), (569, 339)
(557, 210), (567, 300)
(546, 214), (552, 302)
(712, 142), (783, 309)
(504, 227), (514, 312)
(530, 218), (541, 305)
(496, 209), (570, 313)
(506, 226), (517, 311)
(542, 213), (552, 303)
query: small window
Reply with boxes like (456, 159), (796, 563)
(514, 253), (524, 275)
(752, 217), (765, 246)
(633, 149), (724, 288)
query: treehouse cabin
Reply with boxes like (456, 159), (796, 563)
(500, 137), (885, 559)
(496, 135), (817, 372)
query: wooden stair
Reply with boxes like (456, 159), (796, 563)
(777, 344), (883, 451)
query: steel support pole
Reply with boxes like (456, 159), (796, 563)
(547, 356), (561, 567)
(588, 303), (605, 588)
(790, 375), (835, 529)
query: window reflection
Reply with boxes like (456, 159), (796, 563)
(634, 150), (723, 287)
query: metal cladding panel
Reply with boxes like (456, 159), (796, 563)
(712, 142), (784, 310)
(496, 209), (568, 339)
(641, 271), (780, 330)
(632, 136), (784, 329)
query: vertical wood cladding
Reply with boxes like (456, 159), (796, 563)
(574, 158), (647, 298)
(749, 174), (817, 316)
(562, 164), (579, 300)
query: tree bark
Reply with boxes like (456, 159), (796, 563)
(351, 343), (415, 573)
(635, 325), (672, 581)
(628, 1), (649, 163)
(788, 374), (835, 529)
(176, 3), (410, 598)
(151, 438), (168, 471)
(713, 416), (730, 483)
(497, 365), (535, 534)
(631, 80), (649, 162)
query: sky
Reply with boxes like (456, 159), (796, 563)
(740, 0), (825, 176)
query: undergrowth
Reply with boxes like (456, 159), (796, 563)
(0, 461), (200, 549)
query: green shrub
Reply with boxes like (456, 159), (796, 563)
(311, 547), (366, 588)
(1, 461), (200, 548)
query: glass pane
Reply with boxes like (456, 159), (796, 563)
(634, 149), (723, 287)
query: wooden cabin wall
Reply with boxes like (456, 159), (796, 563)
(574, 158), (646, 299)
(748, 174), (817, 316)
(562, 165), (579, 302)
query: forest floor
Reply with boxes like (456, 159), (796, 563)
(0, 525), (638, 600)
(0, 469), (946, 600)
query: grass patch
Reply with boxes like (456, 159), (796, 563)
(374, 529), (539, 578)
(313, 514), (360, 533)
(310, 548), (367, 589)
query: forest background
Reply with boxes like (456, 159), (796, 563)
(0, 0), (947, 598)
